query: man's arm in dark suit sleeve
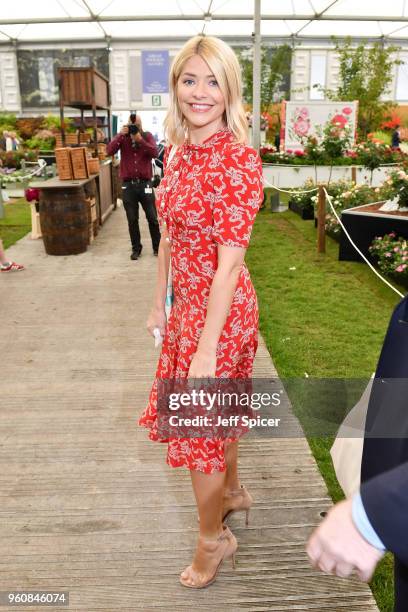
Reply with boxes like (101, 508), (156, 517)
(361, 461), (408, 565)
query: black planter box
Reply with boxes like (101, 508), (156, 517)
(288, 199), (314, 220)
(339, 203), (408, 262)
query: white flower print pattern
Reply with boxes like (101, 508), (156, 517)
(138, 128), (264, 474)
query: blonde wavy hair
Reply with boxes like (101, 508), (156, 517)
(163, 35), (248, 146)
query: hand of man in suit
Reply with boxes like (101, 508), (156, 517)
(306, 499), (384, 581)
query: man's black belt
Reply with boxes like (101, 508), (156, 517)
(123, 177), (150, 184)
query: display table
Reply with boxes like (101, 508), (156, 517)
(35, 176), (97, 255)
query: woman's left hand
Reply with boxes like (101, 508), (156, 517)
(187, 348), (217, 379)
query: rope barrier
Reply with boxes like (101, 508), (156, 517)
(263, 177), (318, 195)
(21, 159), (47, 179)
(323, 187), (405, 299)
(262, 172), (405, 298)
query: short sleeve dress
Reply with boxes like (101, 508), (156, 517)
(138, 127), (264, 474)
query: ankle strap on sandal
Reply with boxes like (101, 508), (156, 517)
(225, 485), (247, 497)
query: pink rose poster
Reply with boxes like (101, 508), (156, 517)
(282, 101), (358, 152)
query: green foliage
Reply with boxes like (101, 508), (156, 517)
(323, 38), (402, 139)
(0, 150), (38, 169)
(377, 167), (408, 207)
(289, 179), (377, 234)
(41, 114), (75, 133)
(320, 117), (352, 161)
(0, 112), (18, 133)
(236, 45), (292, 113)
(25, 136), (55, 151)
(372, 131), (392, 145)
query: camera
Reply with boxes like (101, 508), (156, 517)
(128, 113), (140, 136)
(129, 124), (140, 135)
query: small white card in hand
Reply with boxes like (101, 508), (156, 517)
(153, 327), (163, 348)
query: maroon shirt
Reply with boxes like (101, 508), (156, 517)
(106, 131), (158, 181)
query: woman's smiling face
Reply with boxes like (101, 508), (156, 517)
(177, 54), (226, 136)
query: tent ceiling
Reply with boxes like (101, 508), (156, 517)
(1, 0), (408, 43)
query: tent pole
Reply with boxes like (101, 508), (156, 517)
(252, 0), (261, 151)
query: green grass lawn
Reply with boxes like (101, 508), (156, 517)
(247, 196), (403, 611)
(0, 198), (31, 249)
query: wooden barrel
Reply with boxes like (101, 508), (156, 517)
(39, 186), (88, 255)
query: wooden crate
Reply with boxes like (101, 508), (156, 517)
(55, 133), (78, 148)
(70, 147), (89, 180)
(55, 148), (73, 180)
(79, 132), (91, 144)
(59, 67), (109, 109)
(87, 157), (99, 175)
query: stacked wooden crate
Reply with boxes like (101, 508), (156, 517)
(55, 147), (100, 180)
(70, 147), (89, 179)
(55, 133), (79, 148)
(87, 157), (99, 174)
(55, 148), (74, 180)
(55, 131), (92, 148)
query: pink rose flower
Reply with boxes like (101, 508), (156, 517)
(298, 107), (309, 120)
(293, 119), (310, 136)
(331, 114), (348, 128)
(342, 107), (353, 115)
(396, 264), (407, 272)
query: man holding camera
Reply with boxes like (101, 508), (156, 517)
(107, 113), (160, 260)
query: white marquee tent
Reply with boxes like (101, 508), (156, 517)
(1, 0), (408, 43)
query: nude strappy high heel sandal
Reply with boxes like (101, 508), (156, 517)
(179, 525), (238, 589)
(222, 485), (253, 526)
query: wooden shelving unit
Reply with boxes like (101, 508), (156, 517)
(57, 67), (115, 223)
(58, 67), (112, 152)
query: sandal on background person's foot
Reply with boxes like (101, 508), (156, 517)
(179, 525), (237, 589)
(1, 261), (25, 272)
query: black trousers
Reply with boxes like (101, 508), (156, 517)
(121, 180), (161, 252)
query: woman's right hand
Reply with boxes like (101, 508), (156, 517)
(146, 306), (167, 338)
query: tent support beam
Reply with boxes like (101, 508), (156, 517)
(1, 15), (408, 26)
(252, 0), (261, 151)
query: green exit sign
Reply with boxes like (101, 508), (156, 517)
(152, 95), (161, 106)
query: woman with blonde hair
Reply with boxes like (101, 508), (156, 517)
(139, 34), (264, 588)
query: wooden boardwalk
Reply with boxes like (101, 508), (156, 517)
(0, 206), (378, 611)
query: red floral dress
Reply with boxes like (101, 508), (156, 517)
(138, 127), (264, 473)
